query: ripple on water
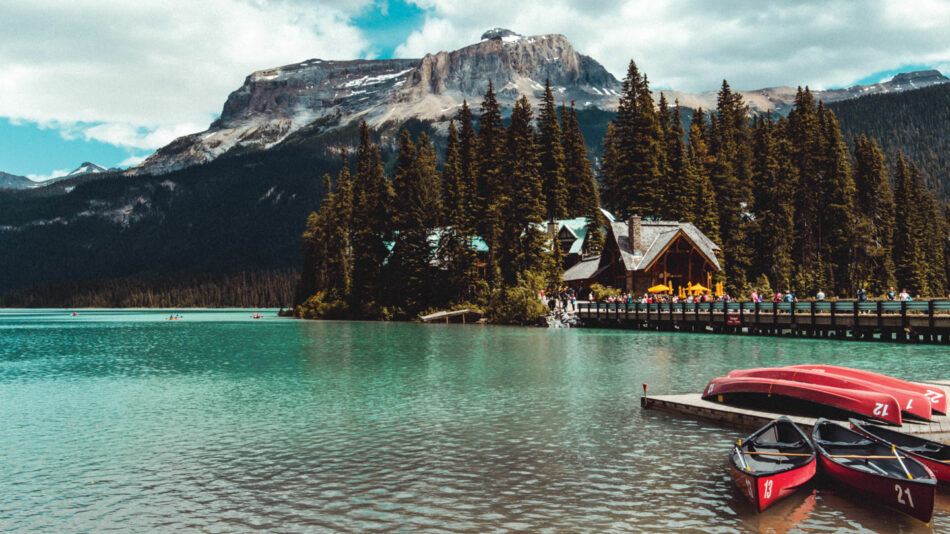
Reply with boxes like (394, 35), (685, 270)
(1, 312), (949, 531)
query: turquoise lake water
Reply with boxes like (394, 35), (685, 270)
(2, 309), (950, 532)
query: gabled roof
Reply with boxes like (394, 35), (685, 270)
(562, 254), (607, 282)
(609, 220), (721, 272)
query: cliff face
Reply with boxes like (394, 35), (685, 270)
(131, 30), (621, 176)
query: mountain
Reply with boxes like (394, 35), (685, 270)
(131, 29), (948, 176)
(0, 162), (108, 191)
(132, 29), (623, 175)
(0, 171), (34, 190)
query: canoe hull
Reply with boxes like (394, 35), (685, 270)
(731, 458), (817, 512)
(786, 364), (947, 415)
(728, 367), (932, 421)
(818, 452), (935, 523)
(703, 376), (903, 425)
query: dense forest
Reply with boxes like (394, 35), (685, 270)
(297, 62), (950, 324)
(828, 83), (950, 200)
(296, 82), (603, 323)
(0, 269), (297, 308)
(601, 62), (948, 299)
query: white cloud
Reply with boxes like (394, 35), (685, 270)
(395, 0), (950, 92)
(0, 0), (376, 151)
(118, 154), (149, 168)
(27, 169), (70, 183)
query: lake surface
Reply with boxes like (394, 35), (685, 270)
(2, 309), (950, 532)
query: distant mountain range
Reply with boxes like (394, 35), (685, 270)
(129, 28), (949, 176)
(0, 162), (108, 190)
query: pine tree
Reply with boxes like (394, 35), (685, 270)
(326, 151), (353, 299)
(439, 120), (477, 303)
(602, 61), (664, 218)
(499, 95), (546, 285)
(686, 109), (720, 243)
(538, 79), (566, 221)
(351, 122), (394, 310)
(852, 135), (896, 292)
(893, 153), (930, 294)
(456, 100), (479, 231)
(818, 108), (858, 295)
(561, 101), (603, 253)
(709, 80), (753, 292)
(388, 131), (443, 313)
(477, 82), (507, 285)
(664, 100), (691, 221)
(750, 114), (795, 290)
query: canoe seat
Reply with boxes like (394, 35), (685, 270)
(751, 439), (806, 450)
(815, 439), (874, 448)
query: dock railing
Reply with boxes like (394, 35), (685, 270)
(578, 299), (950, 344)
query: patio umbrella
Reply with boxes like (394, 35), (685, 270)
(648, 284), (671, 293)
(689, 283), (710, 293)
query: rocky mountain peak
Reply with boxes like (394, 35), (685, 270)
(481, 28), (522, 41)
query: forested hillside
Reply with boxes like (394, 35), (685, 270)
(829, 83), (950, 200)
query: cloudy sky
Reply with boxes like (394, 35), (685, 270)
(2, 0), (948, 179)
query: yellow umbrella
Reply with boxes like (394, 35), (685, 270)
(689, 283), (710, 293)
(648, 284), (671, 293)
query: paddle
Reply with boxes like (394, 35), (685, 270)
(892, 444), (914, 479)
(735, 440), (751, 471)
(742, 451), (909, 459)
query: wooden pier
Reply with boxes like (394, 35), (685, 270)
(420, 308), (483, 324)
(642, 381), (950, 442)
(577, 300), (950, 344)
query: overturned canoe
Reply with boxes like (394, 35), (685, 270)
(703, 376), (903, 426)
(727, 367), (932, 421)
(814, 418), (936, 523)
(785, 364), (947, 415)
(730, 416), (817, 512)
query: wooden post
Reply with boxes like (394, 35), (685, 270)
(877, 300), (883, 331)
(929, 300), (935, 331)
(900, 300), (907, 341)
(831, 300), (836, 331)
(853, 299), (860, 338)
(755, 301), (760, 334)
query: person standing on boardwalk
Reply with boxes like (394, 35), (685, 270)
(816, 289), (825, 301)
(856, 287), (867, 302)
(886, 287), (896, 301)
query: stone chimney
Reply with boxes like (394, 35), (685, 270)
(628, 214), (642, 252)
(547, 220), (559, 237)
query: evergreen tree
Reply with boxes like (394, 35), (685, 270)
(388, 131), (443, 313)
(664, 100), (691, 221)
(561, 101), (603, 253)
(852, 135), (896, 292)
(477, 82), (507, 285)
(602, 61), (664, 218)
(499, 95), (546, 286)
(538, 79), (566, 220)
(709, 80), (753, 292)
(439, 120), (477, 304)
(818, 108), (858, 295)
(456, 100), (479, 231)
(750, 114), (795, 290)
(326, 151), (353, 299)
(351, 122), (394, 310)
(893, 153), (930, 294)
(686, 109), (720, 242)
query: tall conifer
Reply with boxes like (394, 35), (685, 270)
(538, 79), (566, 220)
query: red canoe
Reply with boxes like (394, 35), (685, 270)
(850, 418), (950, 486)
(703, 376), (903, 426)
(727, 367), (932, 421)
(786, 364), (947, 415)
(730, 416), (817, 512)
(813, 418), (936, 523)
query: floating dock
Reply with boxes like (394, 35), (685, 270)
(641, 381), (950, 442)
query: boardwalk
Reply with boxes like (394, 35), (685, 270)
(577, 300), (950, 344)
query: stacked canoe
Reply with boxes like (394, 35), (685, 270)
(717, 365), (949, 523)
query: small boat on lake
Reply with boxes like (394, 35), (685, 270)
(727, 367), (932, 421)
(703, 376), (903, 425)
(813, 418), (936, 523)
(786, 365), (947, 415)
(730, 416), (817, 512)
(850, 418), (950, 486)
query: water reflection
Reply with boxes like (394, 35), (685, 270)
(2, 312), (950, 531)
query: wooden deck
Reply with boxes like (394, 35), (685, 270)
(578, 299), (950, 344)
(642, 381), (950, 442)
(419, 308), (483, 323)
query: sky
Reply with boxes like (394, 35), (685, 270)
(1, 0), (948, 180)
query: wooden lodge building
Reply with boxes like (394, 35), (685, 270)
(561, 214), (721, 295)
